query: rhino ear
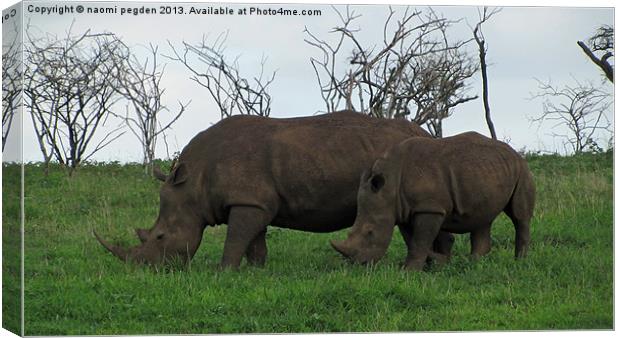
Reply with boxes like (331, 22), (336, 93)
(370, 173), (385, 193)
(170, 162), (188, 185)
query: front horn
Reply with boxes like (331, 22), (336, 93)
(330, 239), (356, 258)
(93, 230), (131, 262)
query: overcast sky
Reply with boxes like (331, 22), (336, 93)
(1, 0), (615, 163)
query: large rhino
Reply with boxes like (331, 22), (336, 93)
(94, 110), (453, 268)
(331, 132), (536, 270)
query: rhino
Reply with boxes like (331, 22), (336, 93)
(331, 132), (536, 270)
(94, 110), (454, 268)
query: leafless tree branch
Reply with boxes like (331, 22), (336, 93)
(24, 23), (126, 175)
(165, 32), (276, 119)
(2, 23), (22, 152)
(578, 25), (614, 83)
(304, 6), (477, 137)
(114, 43), (190, 174)
(530, 77), (612, 154)
(472, 6), (501, 140)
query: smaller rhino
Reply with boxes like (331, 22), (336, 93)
(331, 132), (535, 270)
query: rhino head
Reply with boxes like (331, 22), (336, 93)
(331, 162), (398, 264)
(95, 162), (205, 265)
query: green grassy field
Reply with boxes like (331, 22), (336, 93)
(2, 152), (614, 334)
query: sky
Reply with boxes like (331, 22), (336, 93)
(1, 0), (615, 163)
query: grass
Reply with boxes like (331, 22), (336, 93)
(2, 152), (613, 334)
(2, 163), (21, 336)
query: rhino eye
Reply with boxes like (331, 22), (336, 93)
(156, 233), (165, 240)
(370, 174), (385, 193)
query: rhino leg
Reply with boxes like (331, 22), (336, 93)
(221, 206), (271, 269)
(504, 195), (532, 259)
(433, 231), (455, 258)
(505, 169), (534, 259)
(398, 225), (414, 267)
(398, 226), (451, 267)
(470, 226), (492, 259)
(511, 217), (530, 258)
(402, 213), (444, 271)
(245, 229), (267, 267)
(429, 231), (454, 266)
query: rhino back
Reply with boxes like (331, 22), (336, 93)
(179, 112), (427, 230)
(401, 132), (525, 232)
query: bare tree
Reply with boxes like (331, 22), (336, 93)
(412, 46), (478, 137)
(304, 6), (477, 137)
(2, 27), (22, 151)
(115, 43), (190, 175)
(578, 25), (614, 83)
(472, 6), (501, 140)
(167, 32), (276, 119)
(24, 25), (125, 175)
(531, 78), (612, 154)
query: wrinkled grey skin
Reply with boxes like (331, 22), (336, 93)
(331, 132), (536, 270)
(94, 110), (454, 267)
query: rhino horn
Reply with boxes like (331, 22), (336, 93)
(153, 166), (168, 182)
(330, 239), (356, 258)
(93, 230), (131, 262)
(135, 228), (150, 243)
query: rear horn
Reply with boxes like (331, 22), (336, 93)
(153, 166), (168, 182)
